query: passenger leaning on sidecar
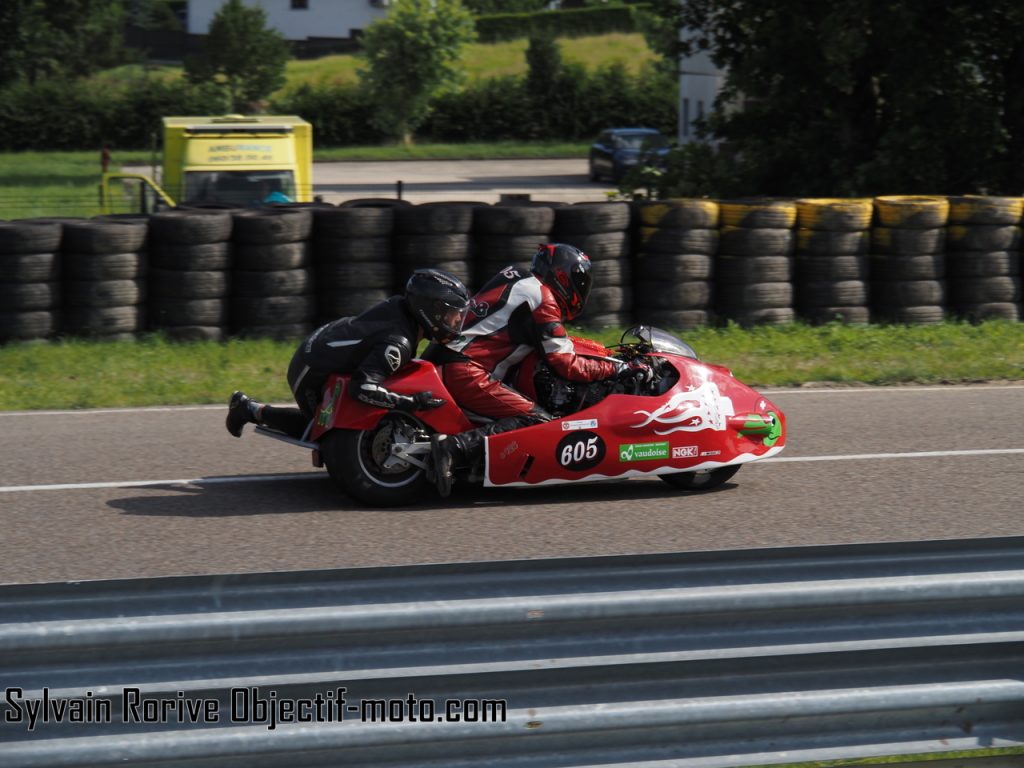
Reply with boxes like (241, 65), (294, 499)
(225, 269), (471, 440)
(423, 243), (652, 497)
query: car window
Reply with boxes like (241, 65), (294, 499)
(616, 133), (668, 150)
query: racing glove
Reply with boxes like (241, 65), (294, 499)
(397, 391), (447, 412)
(359, 382), (447, 411)
(615, 359), (654, 385)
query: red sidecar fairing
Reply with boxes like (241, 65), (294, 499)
(483, 353), (787, 487)
(307, 361), (476, 442)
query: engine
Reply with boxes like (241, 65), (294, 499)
(532, 355), (676, 417)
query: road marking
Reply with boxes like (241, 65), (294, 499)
(0, 405), (224, 417)
(761, 448), (1024, 463)
(760, 384), (1024, 395)
(0, 403), (294, 417)
(2, 448), (1023, 493)
(0, 473), (323, 494)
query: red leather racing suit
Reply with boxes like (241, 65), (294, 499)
(424, 265), (617, 420)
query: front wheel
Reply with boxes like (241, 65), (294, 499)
(321, 416), (430, 506)
(659, 465), (740, 492)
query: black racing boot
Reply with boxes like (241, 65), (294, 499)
(429, 434), (464, 498)
(226, 391), (261, 437)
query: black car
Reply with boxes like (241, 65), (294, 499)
(588, 128), (670, 183)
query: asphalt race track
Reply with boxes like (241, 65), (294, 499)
(1, 384), (1022, 585)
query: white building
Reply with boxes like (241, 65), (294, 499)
(187, 0), (391, 41)
(678, 45), (724, 145)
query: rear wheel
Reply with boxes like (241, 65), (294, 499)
(659, 465), (740, 491)
(321, 415), (431, 506)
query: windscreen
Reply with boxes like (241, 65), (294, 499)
(616, 133), (668, 151)
(623, 325), (698, 359)
(183, 170), (296, 206)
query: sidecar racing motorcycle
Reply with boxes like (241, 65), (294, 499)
(254, 325), (786, 506)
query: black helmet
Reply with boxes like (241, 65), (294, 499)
(405, 268), (470, 344)
(530, 243), (593, 320)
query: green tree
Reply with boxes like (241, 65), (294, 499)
(184, 0), (290, 113)
(360, 0), (477, 145)
(0, 0), (126, 87)
(524, 30), (562, 137)
(640, 0), (1016, 196)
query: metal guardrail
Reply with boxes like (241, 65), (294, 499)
(1, 537), (1023, 767)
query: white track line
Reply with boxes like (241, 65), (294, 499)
(760, 384), (1024, 395)
(0, 403), (293, 417)
(2, 448), (1023, 493)
(0, 473), (323, 494)
(761, 448), (1024, 464)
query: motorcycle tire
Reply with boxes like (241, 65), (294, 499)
(660, 465), (740, 491)
(321, 422), (431, 507)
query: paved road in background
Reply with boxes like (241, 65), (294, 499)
(2, 385), (1022, 585)
(310, 159), (609, 204)
(125, 158), (609, 205)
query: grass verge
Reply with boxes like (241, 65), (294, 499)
(1, 321), (1021, 411)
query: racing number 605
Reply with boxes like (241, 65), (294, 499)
(561, 435), (599, 466)
(555, 430), (606, 472)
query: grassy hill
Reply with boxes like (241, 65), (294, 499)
(94, 32), (657, 97)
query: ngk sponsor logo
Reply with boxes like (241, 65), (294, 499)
(671, 445), (698, 458)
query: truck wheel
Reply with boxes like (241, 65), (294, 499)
(321, 418), (431, 507)
(660, 465), (740, 491)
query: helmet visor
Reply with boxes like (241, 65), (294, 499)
(566, 264), (593, 319)
(435, 301), (469, 342)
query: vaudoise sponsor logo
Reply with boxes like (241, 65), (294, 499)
(618, 442), (670, 462)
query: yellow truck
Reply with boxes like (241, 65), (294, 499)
(100, 114), (313, 212)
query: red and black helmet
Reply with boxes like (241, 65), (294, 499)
(530, 243), (593, 321)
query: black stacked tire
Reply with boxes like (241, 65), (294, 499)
(715, 199), (796, 326)
(62, 218), (148, 340)
(148, 209), (233, 341)
(871, 196), (949, 324)
(632, 199), (719, 330)
(0, 220), (63, 342)
(793, 198), (872, 324)
(394, 203), (480, 293)
(230, 208), (315, 340)
(944, 196), (1022, 322)
(552, 202), (632, 328)
(312, 205), (396, 322)
(473, 203), (556, 290)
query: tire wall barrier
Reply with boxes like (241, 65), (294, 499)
(2, 195), (1023, 343)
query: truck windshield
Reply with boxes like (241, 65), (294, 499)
(183, 170), (296, 206)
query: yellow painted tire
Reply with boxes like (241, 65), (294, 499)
(718, 198), (797, 229)
(637, 199), (719, 229)
(946, 195), (1023, 225)
(873, 196), (949, 228)
(795, 198), (873, 231)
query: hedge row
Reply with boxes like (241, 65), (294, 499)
(0, 64), (674, 151)
(475, 4), (649, 43)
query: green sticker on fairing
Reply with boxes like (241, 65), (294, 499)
(619, 442), (669, 462)
(737, 412), (782, 447)
(317, 381), (342, 427)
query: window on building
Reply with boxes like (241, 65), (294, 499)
(682, 98), (690, 138)
(291, 0), (308, 9)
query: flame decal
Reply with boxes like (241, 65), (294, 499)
(632, 382), (736, 435)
